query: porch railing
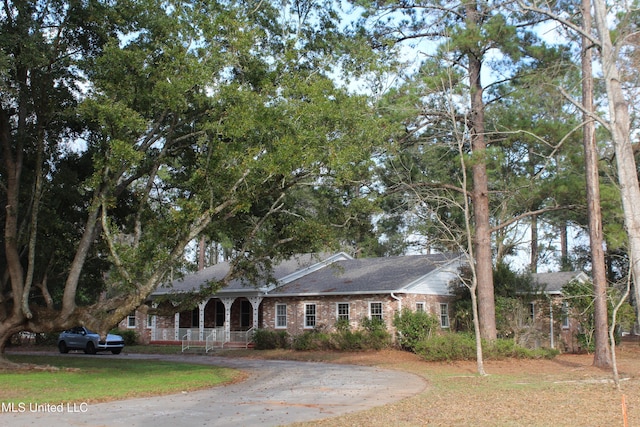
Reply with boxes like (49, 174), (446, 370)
(151, 328), (176, 342)
(181, 329), (193, 352)
(174, 327), (253, 352)
(205, 327), (225, 353)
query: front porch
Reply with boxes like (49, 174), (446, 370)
(149, 295), (263, 352)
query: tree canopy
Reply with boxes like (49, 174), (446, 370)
(0, 0), (383, 356)
(3, 0), (640, 375)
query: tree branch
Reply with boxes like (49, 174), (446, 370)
(489, 204), (580, 234)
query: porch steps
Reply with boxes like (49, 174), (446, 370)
(223, 342), (255, 349)
(181, 347), (209, 354)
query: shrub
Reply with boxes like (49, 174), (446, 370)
(252, 329), (290, 350)
(35, 332), (59, 346)
(393, 308), (440, 352)
(290, 318), (391, 351)
(363, 329), (391, 350)
(334, 318), (351, 333)
(112, 329), (138, 346)
(360, 316), (386, 333)
(414, 333), (559, 362)
(415, 332), (477, 361)
(329, 327), (378, 351)
(484, 339), (559, 359)
(292, 330), (331, 351)
(335, 330), (367, 350)
(359, 317), (391, 350)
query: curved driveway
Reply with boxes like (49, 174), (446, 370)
(1, 352), (426, 427)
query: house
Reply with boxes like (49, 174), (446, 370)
(120, 252), (465, 348)
(525, 271), (590, 351)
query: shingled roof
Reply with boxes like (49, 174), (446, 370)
(267, 253), (463, 296)
(154, 253), (349, 296)
(533, 271), (590, 295)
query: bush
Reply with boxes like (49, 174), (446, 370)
(112, 329), (138, 346)
(290, 318), (391, 351)
(363, 329), (391, 350)
(360, 316), (385, 333)
(331, 329), (367, 351)
(484, 338), (559, 359)
(35, 332), (59, 346)
(334, 318), (351, 333)
(393, 308), (440, 352)
(414, 333), (559, 362)
(359, 317), (391, 350)
(415, 332), (477, 361)
(252, 329), (290, 350)
(292, 330), (331, 351)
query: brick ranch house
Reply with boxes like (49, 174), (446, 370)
(120, 252), (465, 348)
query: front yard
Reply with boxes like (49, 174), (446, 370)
(4, 342), (639, 426)
(272, 345), (639, 427)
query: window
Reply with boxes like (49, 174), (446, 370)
(276, 304), (287, 328)
(561, 301), (570, 329)
(127, 312), (136, 329)
(304, 304), (316, 328)
(369, 302), (383, 320)
(529, 302), (536, 321)
(337, 303), (350, 322)
(440, 303), (450, 328)
(416, 302), (425, 312)
(146, 314), (154, 329)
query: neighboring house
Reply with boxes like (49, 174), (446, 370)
(121, 252), (465, 348)
(523, 271), (590, 352)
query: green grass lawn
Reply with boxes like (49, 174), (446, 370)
(1, 354), (240, 404)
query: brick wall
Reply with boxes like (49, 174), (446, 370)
(261, 293), (453, 337)
(136, 293), (454, 344)
(116, 308), (151, 344)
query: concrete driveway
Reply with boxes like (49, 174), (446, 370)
(0, 352), (426, 426)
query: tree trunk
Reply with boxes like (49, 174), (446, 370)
(582, 0), (611, 368)
(559, 222), (569, 269)
(467, 1), (496, 341)
(198, 235), (206, 270)
(470, 278), (487, 376)
(530, 214), (538, 273)
(2, 108), (25, 319)
(592, 0), (640, 331)
(528, 145), (538, 273)
(0, 314), (30, 365)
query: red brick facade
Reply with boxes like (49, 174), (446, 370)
(261, 293), (453, 336)
(132, 293), (453, 344)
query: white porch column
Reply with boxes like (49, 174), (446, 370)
(174, 312), (180, 341)
(220, 297), (236, 342)
(198, 301), (206, 341)
(247, 296), (263, 330)
(150, 302), (158, 341)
